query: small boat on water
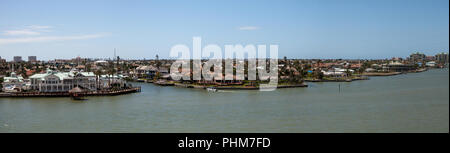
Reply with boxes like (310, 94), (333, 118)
(206, 87), (217, 92)
(70, 93), (87, 100)
(69, 87), (87, 100)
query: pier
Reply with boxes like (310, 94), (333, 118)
(0, 87), (141, 98)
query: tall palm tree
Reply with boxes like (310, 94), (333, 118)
(155, 54), (160, 70)
(94, 69), (103, 89)
(108, 66), (117, 88)
(345, 63), (352, 78)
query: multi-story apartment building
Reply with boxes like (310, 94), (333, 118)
(435, 52), (449, 64)
(13, 56), (23, 62)
(28, 56), (37, 62)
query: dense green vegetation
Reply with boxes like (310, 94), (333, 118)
(0, 77), (3, 89)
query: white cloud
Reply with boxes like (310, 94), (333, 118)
(238, 26), (261, 31)
(0, 25), (109, 45)
(0, 33), (109, 45)
(4, 30), (40, 36)
(27, 25), (52, 30)
(2, 25), (53, 36)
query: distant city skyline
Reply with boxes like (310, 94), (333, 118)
(2, 52), (448, 62)
(0, 0), (449, 61)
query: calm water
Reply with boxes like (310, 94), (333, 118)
(0, 69), (448, 133)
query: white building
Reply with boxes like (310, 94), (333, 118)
(322, 70), (345, 77)
(2, 72), (27, 92)
(99, 74), (127, 89)
(322, 68), (354, 77)
(426, 61), (436, 67)
(29, 69), (97, 92)
(365, 68), (377, 72)
(135, 65), (157, 78)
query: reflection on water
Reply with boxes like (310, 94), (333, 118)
(0, 69), (448, 133)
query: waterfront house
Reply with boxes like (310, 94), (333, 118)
(426, 61), (436, 67)
(350, 63), (362, 69)
(321, 68), (353, 78)
(322, 71), (346, 78)
(2, 72), (26, 92)
(382, 61), (416, 72)
(29, 69), (97, 92)
(365, 68), (377, 72)
(158, 67), (170, 76)
(135, 65), (158, 78)
(99, 74), (127, 89)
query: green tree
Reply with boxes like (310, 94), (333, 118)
(317, 71), (324, 80)
(94, 69), (103, 89)
(345, 69), (352, 77)
(0, 77), (4, 89)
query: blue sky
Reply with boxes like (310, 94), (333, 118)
(0, 0), (448, 60)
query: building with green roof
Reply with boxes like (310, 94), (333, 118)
(29, 69), (97, 92)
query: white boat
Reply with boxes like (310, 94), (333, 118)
(206, 87), (217, 92)
(3, 85), (20, 93)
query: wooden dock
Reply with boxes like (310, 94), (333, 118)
(0, 87), (141, 98)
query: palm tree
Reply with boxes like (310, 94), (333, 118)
(0, 77), (4, 89)
(345, 63), (352, 78)
(94, 69), (103, 89)
(316, 59), (322, 70)
(108, 67), (117, 89)
(155, 54), (160, 70)
(105, 61), (116, 89)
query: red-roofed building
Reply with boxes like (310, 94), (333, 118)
(350, 63), (362, 69)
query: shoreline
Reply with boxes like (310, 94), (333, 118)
(149, 68), (440, 90)
(145, 68), (438, 90)
(0, 87), (141, 98)
(1, 68), (444, 97)
(304, 76), (369, 82)
(172, 83), (309, 90)
(359, 72), (402, 76)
